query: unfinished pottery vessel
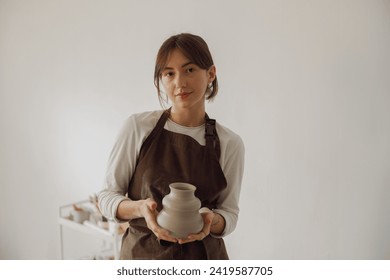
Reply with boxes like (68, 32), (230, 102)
(157, 182), (203, 238)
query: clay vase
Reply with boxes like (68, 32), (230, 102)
(157, 182), (203, 238)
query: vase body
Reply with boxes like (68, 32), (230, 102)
(157, 182), (203, 238)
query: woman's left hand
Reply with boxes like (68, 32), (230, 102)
(177, 211), (215, 244)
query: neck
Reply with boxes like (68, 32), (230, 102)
(169, 106), (205, 127)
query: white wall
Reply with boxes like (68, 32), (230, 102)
(1, 0), (389, 259)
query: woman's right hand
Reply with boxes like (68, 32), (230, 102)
(139, 198), (178, 243)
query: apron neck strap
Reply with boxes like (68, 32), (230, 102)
(205, 114), (221, 160)
(161, 108), (221, 160)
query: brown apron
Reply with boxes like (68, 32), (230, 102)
(120, 108), (229, 260)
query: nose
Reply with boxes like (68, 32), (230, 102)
(174, 73), (187, 88)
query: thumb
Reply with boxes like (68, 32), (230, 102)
(145, 198), (157, 211)
(206, 212), (214, 224)
(202, 212), (214, 224)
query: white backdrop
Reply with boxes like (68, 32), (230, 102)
(1, 0), (389, 259)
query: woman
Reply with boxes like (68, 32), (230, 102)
(98, 33), (245, 259)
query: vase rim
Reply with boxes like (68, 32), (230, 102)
(169, 182), (196, 192)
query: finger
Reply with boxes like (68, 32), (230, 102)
(180, 213), (214, 243)
(192, 231), (207, 239)
(139, 199), (177, 242)
(148, 223), (177, 242)
(179, 230), (208, 244)
(145, 218), (176, 241)
(186, 229), (209, 241)
(177, 236), (195, 244)
(147, 218), (177, 243)
(155, 229), (178, 243)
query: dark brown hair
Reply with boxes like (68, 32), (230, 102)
(154, 33), (218, 106)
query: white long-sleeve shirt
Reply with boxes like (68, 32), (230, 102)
(97, 110), (245, 237)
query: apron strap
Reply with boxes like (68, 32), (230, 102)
(205, 114), (221, 160)
(154, 108), (221, 160)
(146, 108), (171, 141)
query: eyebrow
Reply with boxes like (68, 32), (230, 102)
(163, 61), (194, 70)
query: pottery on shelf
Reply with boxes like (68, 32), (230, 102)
(157, 182), (203, 238)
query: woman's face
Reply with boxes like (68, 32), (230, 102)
(160, 49), (215, 112)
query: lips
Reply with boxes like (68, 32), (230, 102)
(176, 92), (191, 98)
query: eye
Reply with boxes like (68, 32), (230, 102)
(163, 71), (174, 77)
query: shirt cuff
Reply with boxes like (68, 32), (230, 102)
(112, 197), (132, 223)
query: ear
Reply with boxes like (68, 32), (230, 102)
(207, 65), (216, 83)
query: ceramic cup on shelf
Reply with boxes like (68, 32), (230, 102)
(156, 182), (203, 238)
(71, 209), (90, 224)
